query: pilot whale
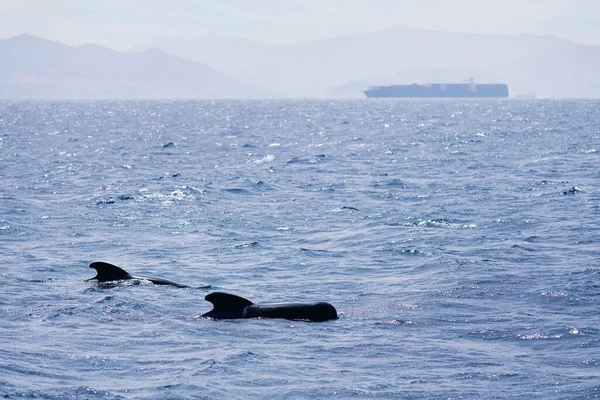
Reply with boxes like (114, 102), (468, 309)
(87, 261), (196, 288)
(201, 292), (338, 322)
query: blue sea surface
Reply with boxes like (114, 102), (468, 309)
(1, 99), (599, 399)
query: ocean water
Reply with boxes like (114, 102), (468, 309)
(0, 99), (599, 399)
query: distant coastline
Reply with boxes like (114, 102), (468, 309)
(1, 27), (599, 99)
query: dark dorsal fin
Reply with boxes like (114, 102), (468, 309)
(202, 292), (254, 319)
(88, 261), (133, 282)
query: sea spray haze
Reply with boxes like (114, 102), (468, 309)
(1, 99), (599, 399)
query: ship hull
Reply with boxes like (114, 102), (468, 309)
(364, 83), (509, 98)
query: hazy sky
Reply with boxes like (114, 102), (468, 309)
(1, 0), (599, 49)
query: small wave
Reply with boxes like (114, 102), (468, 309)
(253, 154), (275, 164)
(224, 351), (268, 364)
(328, 206), (359, 213)
(541, 291), (568, 298)
(0, 219), (33, 236)
(372, 178), (408, 189)
(141, 190), (186, 202)
(151, 172), (182, 180)
(95, 194), (135, 205)
(517, 331), (562, 340)
(286, 157), (306, 164)
(222, 188), (252, 195)
(399, 248), (435, 256)
(378, 246), (436, 256)
(139, 186), (205, 203)
(561, 186), (582, 195)
(234, 241), (258, 248)
(385, 319), (412, 325)
(1, 387), (116, 400)
(523, 235), (543, 242)
(510, 244), (536, 252)
(286, 154), (327, 164)
(0, 220), (16, 232)
(407, 218), (477, 229)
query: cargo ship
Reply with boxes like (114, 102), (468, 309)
(364, 78), (509, 98)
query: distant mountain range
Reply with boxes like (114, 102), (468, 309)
(134, 26), (600, 98)
(2, 27), (600, 99)
(0, 34), (264, 99)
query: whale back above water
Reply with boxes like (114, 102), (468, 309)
(202, 292), (338, 322)
(87, 261), (191, 288)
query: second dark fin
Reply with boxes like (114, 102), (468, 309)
(88, 261), (133, 282)
(202, 292), (253, 319)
